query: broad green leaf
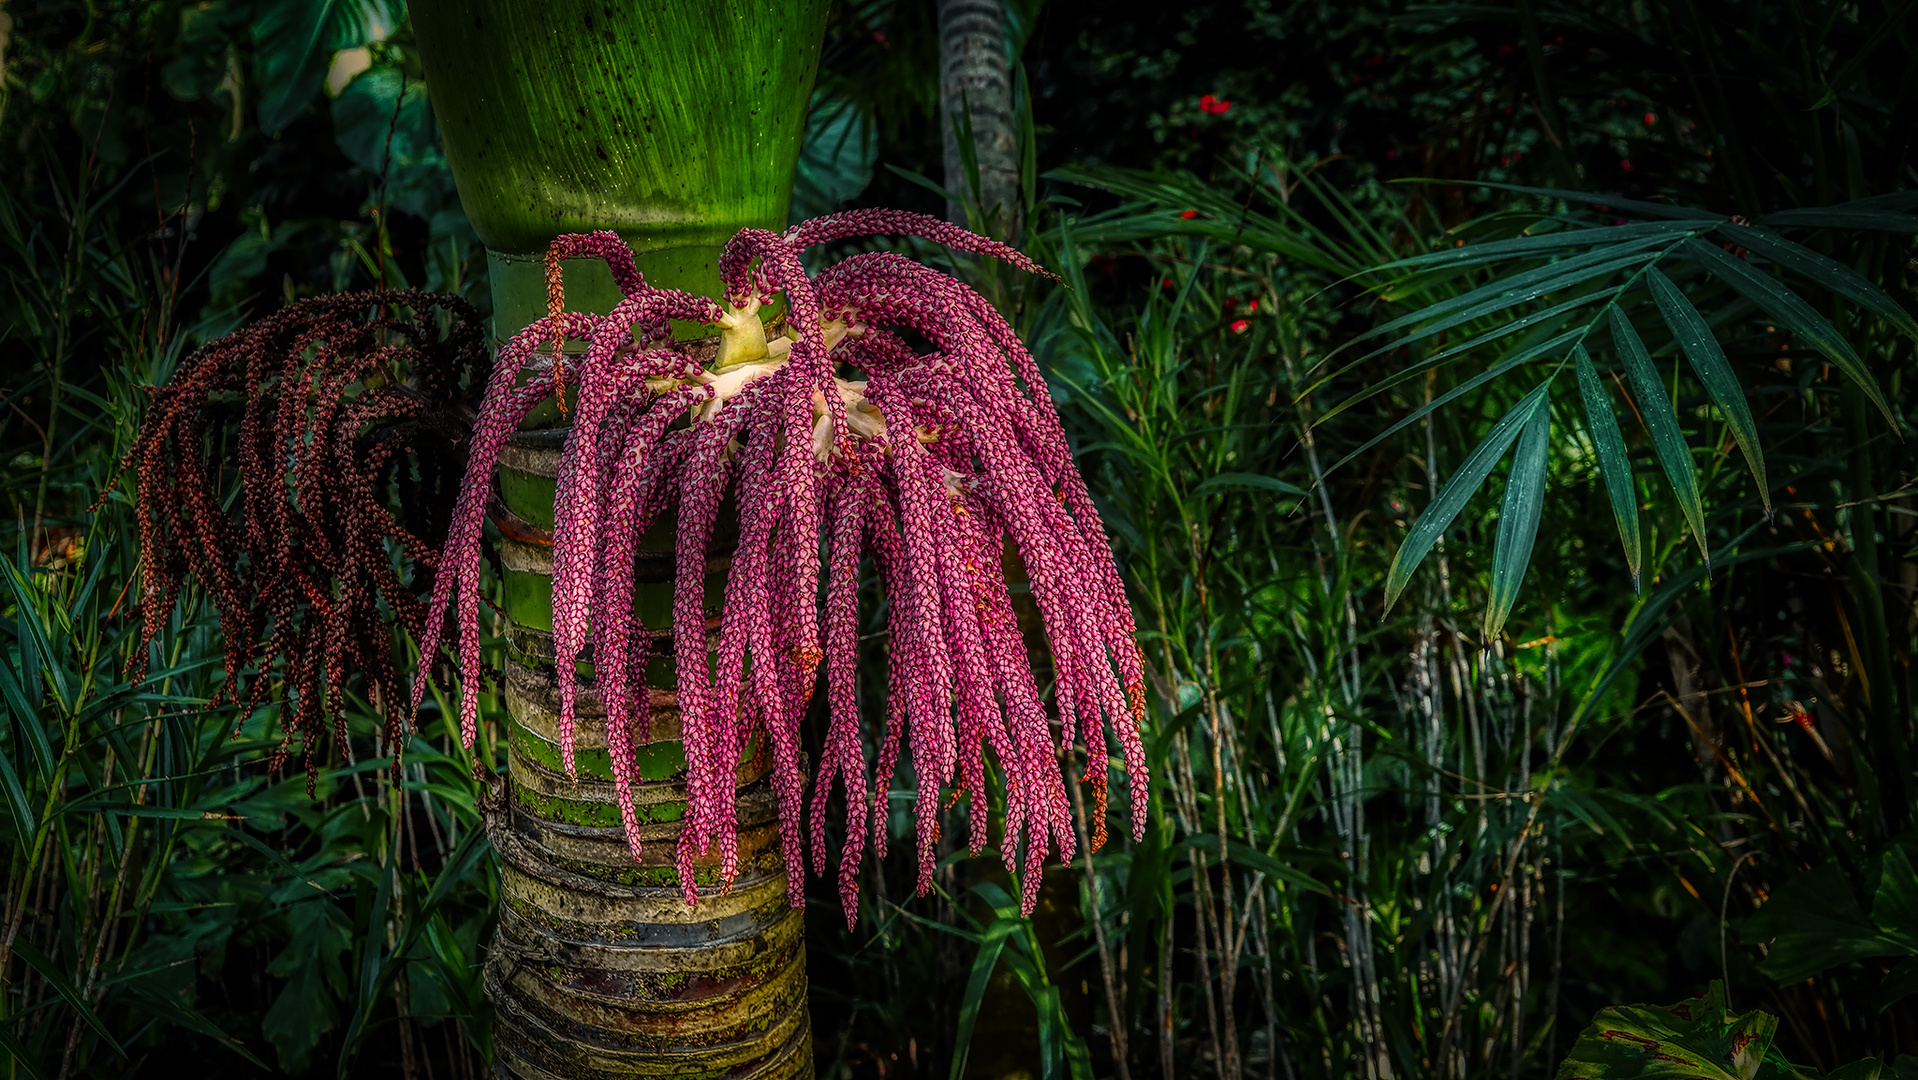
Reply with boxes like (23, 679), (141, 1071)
(790, 89), (877, 223)
(1874, 958), (1918, 1015)
(1483, 401), (1550, 641)
(1384, 383), (1550, 614)
(1575, 346), (1642, 589)
(1685, 239), (1893, 424)
(1737, 862), (1913, 983)
(1611, 306), (1709, 567)
(1552, 981), (1775, 1080)
(262, 902), (349, 1073)
(1191, 472), (1307, 499)
(13, 938), (126, 1057)
(255, 0), (398, 135)
(1872, 844), (1918, 950)
(1825, 1060), (1886, 1080)
(1719, 223), (1918, 341)
(1646, 268), (1768, 504)
(950, 920), (1016, 1080)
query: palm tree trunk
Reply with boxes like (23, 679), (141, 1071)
(937, 0), (1020, 237)
(409, 3), (830, 1075)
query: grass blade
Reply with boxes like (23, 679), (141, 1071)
(1610, 306), (1709, 567)
(0, 742), (35, 842)
(1483, 400), (1551, 641)
(1191, 472), (1307, 499)
(1383, 382), (1550, 613)
(0, 1023), (50, 1080)
(1575, 346), (1642, 590)
(1685, 238), (1893, 424)
(12, 939), (126, 1057)
(1646, 268), (1767, 504)
(949, 919), (1016, 1080)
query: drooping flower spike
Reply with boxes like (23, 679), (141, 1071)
(417, 214), (1147, 923)
(117, 291), (488, 784)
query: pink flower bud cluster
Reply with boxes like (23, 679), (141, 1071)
(416, 215), (1147, 924)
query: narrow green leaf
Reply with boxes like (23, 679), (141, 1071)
(1367, 220), (1694, 273)
(12, 939), (126, 1057)
(1328, 329), (1579, 474)
(337, 838), (400, 1077)
(1611, 307), (1709, 567)
(0, 661), (51, 780)
(950, 920), (1016, 1080)
(1686, 238), (1893, 424)
(1719, 223), (1918, 341)
(1358, 241), (1669, 349)
(0, 742), (35, 842)
(1418, 179), (1724, 221)
(0, 1022), (50, 1080)
(1483, 401), (1550, 641)
(120, 982), (271, 1069)
(1315, 290), (1599, 415)
(1575, 346), (1642, 590)
(1191, 472), (1307, 499)
(1646, 268), (1768, 504)
(1184, 833), (1333, 896)
(1760, 208), (1918, 233)
(1034, 983), (1061, 1080)
(1383, 383), (1550, 614)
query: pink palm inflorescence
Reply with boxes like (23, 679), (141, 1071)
(415, 214), (1148, 923)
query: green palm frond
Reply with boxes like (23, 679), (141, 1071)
(1349, 188), (1916, 637)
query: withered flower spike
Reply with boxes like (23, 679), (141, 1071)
(121, 291), (488, 780)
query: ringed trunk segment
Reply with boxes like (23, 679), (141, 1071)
(489, 441), (811, 1080)
(410, 3), (831, 1074)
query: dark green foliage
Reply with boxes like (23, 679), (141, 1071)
(5, 0), (1918, 1078)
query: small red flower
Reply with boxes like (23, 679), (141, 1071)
(1247, 299), (1258, 313)
(1199, 94), (1232, 115)
(1644, 112), (1656, 125)
(1229, 319), (1249, 333)
(873, 30), (887, 44)
(1620, 159), (1634, 172)
(1179, 210), (1199, 219)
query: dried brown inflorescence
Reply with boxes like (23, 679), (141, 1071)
(118, 290), (489, 777)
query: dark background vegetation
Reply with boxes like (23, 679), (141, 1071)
(2, 0), (1916, 1077)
